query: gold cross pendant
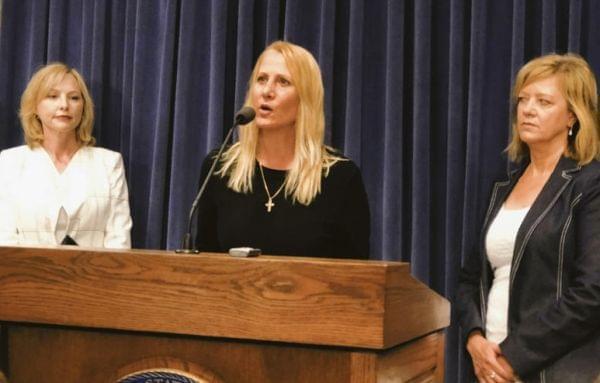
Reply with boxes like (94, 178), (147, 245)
(265, 198), (275, 212)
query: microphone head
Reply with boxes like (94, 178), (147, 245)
(234, 106), (256, 125)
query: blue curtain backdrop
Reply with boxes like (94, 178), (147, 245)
(1, 1), (600, 381)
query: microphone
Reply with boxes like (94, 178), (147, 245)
(176, 106), (255, 253)
(234, 106), (256, 125)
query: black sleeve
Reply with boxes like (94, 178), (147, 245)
(456, 183), (498, 344)
(455, 237), (485, 340)
(456, 166), (510, 347)
(336, 161), (371, 259)
(194, 152), (220, 252)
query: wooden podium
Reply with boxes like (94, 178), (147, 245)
(0, 246), (450, 382)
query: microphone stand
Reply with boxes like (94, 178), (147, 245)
(176, 107), (255, 253)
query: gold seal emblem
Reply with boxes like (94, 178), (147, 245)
(116, 368), (207, 383)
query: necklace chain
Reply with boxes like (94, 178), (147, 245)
(258, 164), (286, 213)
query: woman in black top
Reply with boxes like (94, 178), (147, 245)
(195, 41), (370, 259)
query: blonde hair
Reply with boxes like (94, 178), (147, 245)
(19, 62), (95, 148)
(218, 40), (342, 205)
(507, 53), (600, 164)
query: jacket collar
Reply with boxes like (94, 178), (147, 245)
(490, 156), (580, 216)
(511, 156), (579, 280)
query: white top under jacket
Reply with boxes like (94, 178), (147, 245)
(484, 204), (529, 344)
(0, 145), (132, 248)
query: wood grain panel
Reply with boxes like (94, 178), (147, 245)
(5, 325), (445, 383)
(0, 246), (449, 349)
(350, 352), (377, 383)
(377, 332), (445, 383)
(384, 266), (450, 347)
(7, 325), (355, 383)
(0, 246), (451, 382)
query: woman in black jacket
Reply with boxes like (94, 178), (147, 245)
(457, 53), (600, 382)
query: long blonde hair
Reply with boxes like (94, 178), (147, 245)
(218, 41), (342, 205)
(19, 62), (96, 148)
(507, 53), (600, 164)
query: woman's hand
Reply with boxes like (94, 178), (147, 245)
(466, 331), (516, 383)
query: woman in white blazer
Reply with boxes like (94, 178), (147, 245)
(0, 63), (132, 248)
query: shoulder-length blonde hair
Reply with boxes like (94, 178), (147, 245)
(507, 53), (600, 164)
(19, 62), (96, 148)
(218, 40), (342, 205)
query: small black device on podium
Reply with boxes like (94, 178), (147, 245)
(228, 247), (261, 257)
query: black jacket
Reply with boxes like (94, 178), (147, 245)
(457, 156), (600, 382)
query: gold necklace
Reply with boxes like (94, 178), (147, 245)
(258, 164), (286, 213)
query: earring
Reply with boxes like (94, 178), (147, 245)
(568, 126), (573, 136)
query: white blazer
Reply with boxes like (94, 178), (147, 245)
(0, 145), (132, 248)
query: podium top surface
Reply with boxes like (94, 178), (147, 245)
(0, 246), (449, 349)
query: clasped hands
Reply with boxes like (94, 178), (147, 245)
(467, 332), (518, 383)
